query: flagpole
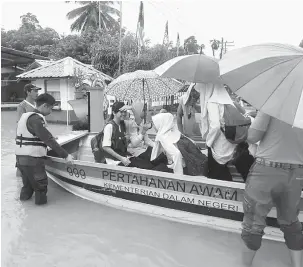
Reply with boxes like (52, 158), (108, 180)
(98, 1), (101, 30)
(118, 1), (122, 75)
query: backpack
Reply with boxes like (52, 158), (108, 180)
(91, 130), (106, 163)
(90, 120), (127, 163)
(221, 104), (251, 144)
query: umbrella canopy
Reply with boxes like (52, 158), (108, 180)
(106, 70), (183, 102)
(154, 54), (220, 83)
(219, 43), (303, 129)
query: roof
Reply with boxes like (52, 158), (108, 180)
(1, 46), (50, 67)
(17, 57), (113, 81)
(23, 59), (56, 72)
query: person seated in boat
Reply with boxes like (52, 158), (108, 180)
(150, 112), (208, 176)
(176, 83), (201, 137)
(101, 101), (155, 169)
(120, 102), (168, 166)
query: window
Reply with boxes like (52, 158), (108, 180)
(46, 79), (60, 100)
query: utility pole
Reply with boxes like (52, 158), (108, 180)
(98, 1), (101, 30)
(224, 40), (234, 55)
(118, 1), (122, 75)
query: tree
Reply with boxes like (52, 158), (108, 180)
(66, 1), (120, 33)
(1, 14), (60, 57)
(300, 39), (303, 48)
(20, 13), (41, 31)
(210, 39), (220, 57)
(184, 36), (198, 54)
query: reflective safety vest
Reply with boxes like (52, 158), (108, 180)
(15, 112), (47, 157)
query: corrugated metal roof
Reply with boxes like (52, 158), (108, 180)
(17, 57), (113, 81)
(1, 46), (50, 67)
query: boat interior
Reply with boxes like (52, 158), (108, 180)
(47, 131), (246, 183)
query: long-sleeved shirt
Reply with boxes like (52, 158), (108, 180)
(206, 102), (236, 165)
(16, 113), (69, 165)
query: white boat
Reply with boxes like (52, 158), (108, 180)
(46, 131), (303, 243)
(45, 87), (303, 243)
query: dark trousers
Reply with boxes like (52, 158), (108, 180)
(207, 147), (233, 181)
(17, 159), (48, 205)
(118, 146), (169, 171)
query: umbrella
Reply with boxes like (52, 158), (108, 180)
(106, 70), (183, 102)
(154, 54), (220, 83)
(219, 43), (303, 129)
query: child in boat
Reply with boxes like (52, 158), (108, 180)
(151, 112), (208, 176)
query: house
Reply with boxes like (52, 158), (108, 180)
(17, 57), (112, 111)
(1, 46), (50, 102)
(16, 57), (113, 123)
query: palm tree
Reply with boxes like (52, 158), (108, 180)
(210, 39), (220, 58)
(66, 1), (120, 33)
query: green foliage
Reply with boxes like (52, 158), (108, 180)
(1, 9), (207, 78)
(66, 1), (120, 33)
(1, 13), (59, 57)
(184, 36), (200, 54)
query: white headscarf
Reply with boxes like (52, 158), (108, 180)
(150, 113), (181, 160)
(195, 83), (234, 139)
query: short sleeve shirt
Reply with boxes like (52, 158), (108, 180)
(251, 112), (303, 164)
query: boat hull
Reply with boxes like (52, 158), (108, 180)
(45, 132), (303, 243)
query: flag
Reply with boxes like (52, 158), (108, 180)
(176, 33), (180, 56)
(136, 1), (144, 57)
(163, 21), (169, 47)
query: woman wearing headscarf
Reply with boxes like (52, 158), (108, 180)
(197, 82), (237, 181)
(151, 112), (208, 176)
(176, 84), (201, 137)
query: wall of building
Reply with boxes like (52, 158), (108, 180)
(32, 78), (75, 112)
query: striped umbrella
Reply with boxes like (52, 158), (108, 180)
(220, 43), (303, 129)
(106, 70), (183, 102)
(154, 54), (220, 83)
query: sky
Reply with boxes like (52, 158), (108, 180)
(1, 0), (302, 57)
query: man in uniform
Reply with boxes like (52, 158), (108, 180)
(16, 93), (74, 205)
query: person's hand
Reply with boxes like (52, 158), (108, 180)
(141, 123), (151, 135)
(119, 105), (132, 112)
(65, 154), (74, 165)
(121, 157), (131, 166)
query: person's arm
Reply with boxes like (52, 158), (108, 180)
(102, 124), (131, 165)
(129, 122), (153, 147)
(233, 101), (246, 114)
(176, 104), (184, 133)
(119, 105), (142, 126)
(126, 120), (142, 147)
(206, 103), (221, 148)
(27, 115), (71, 159)
(247, 112), (271, 144)
(143, 134), (154, 147)
(16, 104), (26, 123)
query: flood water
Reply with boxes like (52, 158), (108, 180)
(1, 111), (291, 267)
